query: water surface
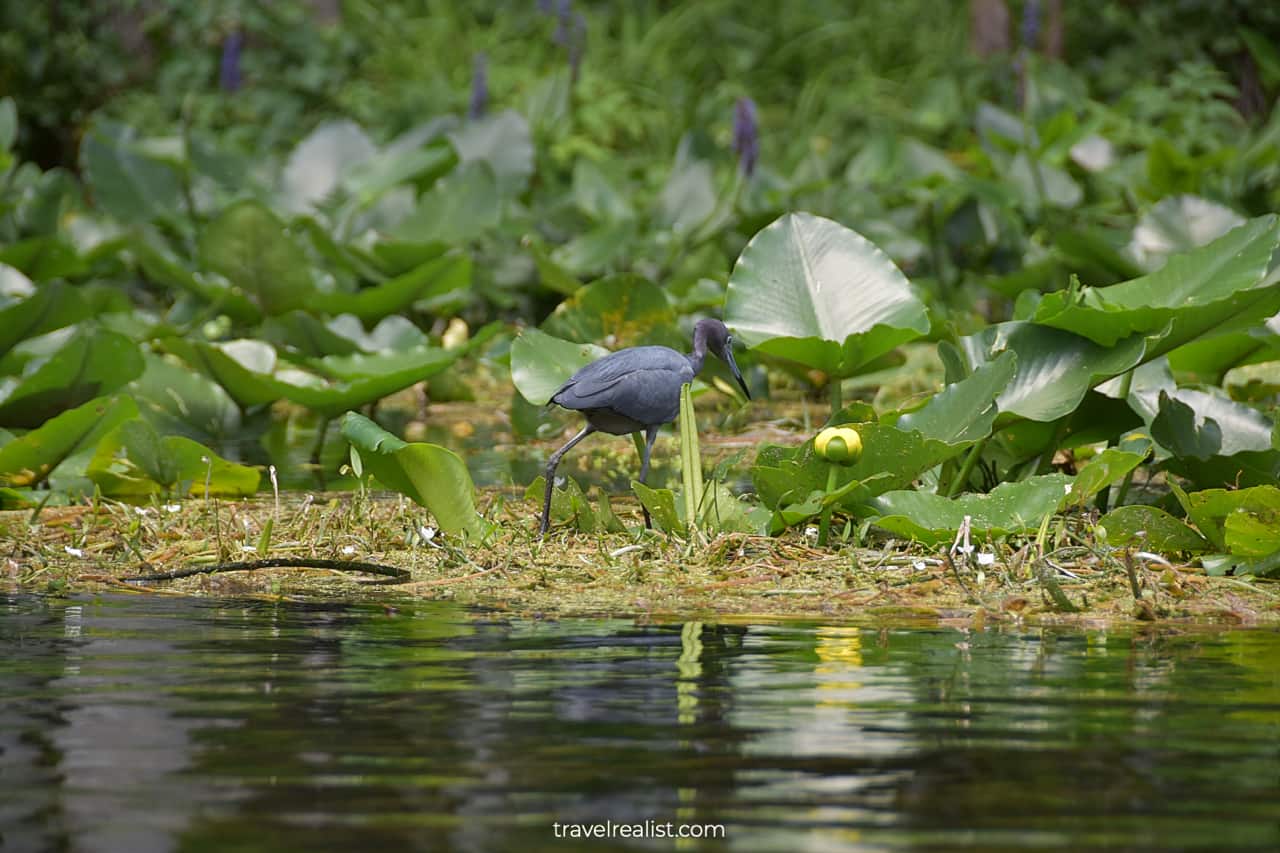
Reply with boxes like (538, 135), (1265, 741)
(2, 594), (1278, 851)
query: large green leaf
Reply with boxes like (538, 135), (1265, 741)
(131, 233), (261, 324)
(311, 253), (470, 323)
(0, 282), (93, 360)
(164, 337), (468, 417)
(510, 328), (609, 406)
(282, 120), (378, 211)
(392, 162), (501, 245)
(540, 275), (678, 348)
(958, 321), (1146, 423)
(1128, 195), (1245, 271)
(865, 474), (1073, 546)
(1098, 505), (1211, 552)
(343, 139), (457, 205)
(0, 329), (144, 428)
(340, 412), (487, 539)
(80, 121), (184, 224)
(1033, 215), (1280, 351)
(1172, 484), (1280, 554)
(199, 201), (316, 315)
(86, 419), (259, 499)
(726, 213), (930, 376)
(129, 354), (241, 446)
(447, 110), (534, 198)
(0, 395), (137, 487)
(893, 350), (1016, 445)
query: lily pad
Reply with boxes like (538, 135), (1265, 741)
(1098, 505), (1211, 552)
(866, 474), (1073, 546)
(0, 328), (144, 428)
(199, 201), (316, 315)
(86, 419), (259, 499)
(541, 275), (678, 348)
(0, 395), (138, 487)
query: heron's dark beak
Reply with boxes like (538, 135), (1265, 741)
(722, 342), (751, 401)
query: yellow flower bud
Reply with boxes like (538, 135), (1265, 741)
(815, 426), (863, 466)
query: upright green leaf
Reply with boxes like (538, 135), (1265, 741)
(200, 201), (316, 315)
(726, 213), (930, 376)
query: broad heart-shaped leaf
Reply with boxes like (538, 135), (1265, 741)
(510, 329), (610, 406)
(0, 395), (137, 487)
(0, 328), (144, 428)
(86, 419), (259, 499)
(1033, 215), (1280, 351)
(632, 481), (685, 535)
(541, 275), (679, 349)
(1128, 194), (1245, 271)
(310, 253), (470, 323)
(1097, 505), (1211, 552)
(1151, 391), (1222, 460)
(282, 120), (378, 212)
(391, 162), (501, 245)
(957, 321), (1145, 423)
(340, 412), (487, 540)
(864, 474), (1073, 546)
(164, 337), (469, 418)
(726, 213), (930, 376)
(447, 110), (534, 198)
(80, 120), (183, 224)
(1062, 445), (1149, 510)
(0, 282), (93, 360)
(525, 474), (601, 533)
(199, 201), (316, 315)
(893, 350), (1016, 445)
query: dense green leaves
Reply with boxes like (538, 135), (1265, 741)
(199, 201), (316, 315)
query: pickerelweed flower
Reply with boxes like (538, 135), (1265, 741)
(220, 30), (244, 92)
(732, 97), (759, 178)
(469, 52), (488, 119)
(1021, 0), (1041, 50)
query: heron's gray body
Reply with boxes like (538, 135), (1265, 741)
(537, 318), (748, 535)
(550, 346), (696, 434)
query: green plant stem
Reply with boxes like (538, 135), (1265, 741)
(829, 375), (843, 421)
(817, 464), (839, 547)
(1106, 369), (1137, 509)
(947, 437), (989, 498)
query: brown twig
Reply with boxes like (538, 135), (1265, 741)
(123, 558), (411, 584)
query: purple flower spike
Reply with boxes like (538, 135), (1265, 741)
(1021, 0), (1041, 50)
(469, 52), (488, 120)
(220, 30), (244, 93)
(733, 97), (759, 178)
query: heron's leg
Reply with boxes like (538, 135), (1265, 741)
(540, 424), (596, 536)
(637, 425), (660, 529)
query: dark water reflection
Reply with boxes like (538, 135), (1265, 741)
(2, 594), (1278, 852)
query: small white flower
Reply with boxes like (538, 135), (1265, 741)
(341, 545), (357, 556)
(64, 546), (84, 558)
(977, 552), (996, 566)
(1064, 483), (1073, 495)
(134, 507), (150, 516)
(164, 504), (181, 514)
(804, 526), (819, 539)
(913, 560), (927, 571)
(241, 545), (256, 553)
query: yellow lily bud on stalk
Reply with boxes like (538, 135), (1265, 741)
(815, 426), (863, 466)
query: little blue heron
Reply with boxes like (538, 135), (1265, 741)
(539, 318), (750, 535)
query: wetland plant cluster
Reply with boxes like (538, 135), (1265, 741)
(1, 1), (1280, 581)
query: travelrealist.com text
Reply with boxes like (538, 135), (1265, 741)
(552, 820), (726, 840)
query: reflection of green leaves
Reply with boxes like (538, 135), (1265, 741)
(866, 475), (1073, 546)
(726, 213), (930, 376)
(86, 418), (259, 498)
(510, 329), (609, 406)
(200, 201), (315, 315)
(0, 395), (137, 487)
(340, 412), (487, 539)
(0, 328), (144, 428)
(541, 275), (677, 347)
(1034, 215), (1280, 351)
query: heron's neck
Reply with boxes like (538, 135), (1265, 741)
(688, 326), (710, 374)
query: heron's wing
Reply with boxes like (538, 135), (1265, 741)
(552, 346), (693, 424)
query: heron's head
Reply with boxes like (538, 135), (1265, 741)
(696, 318), (751, 400)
